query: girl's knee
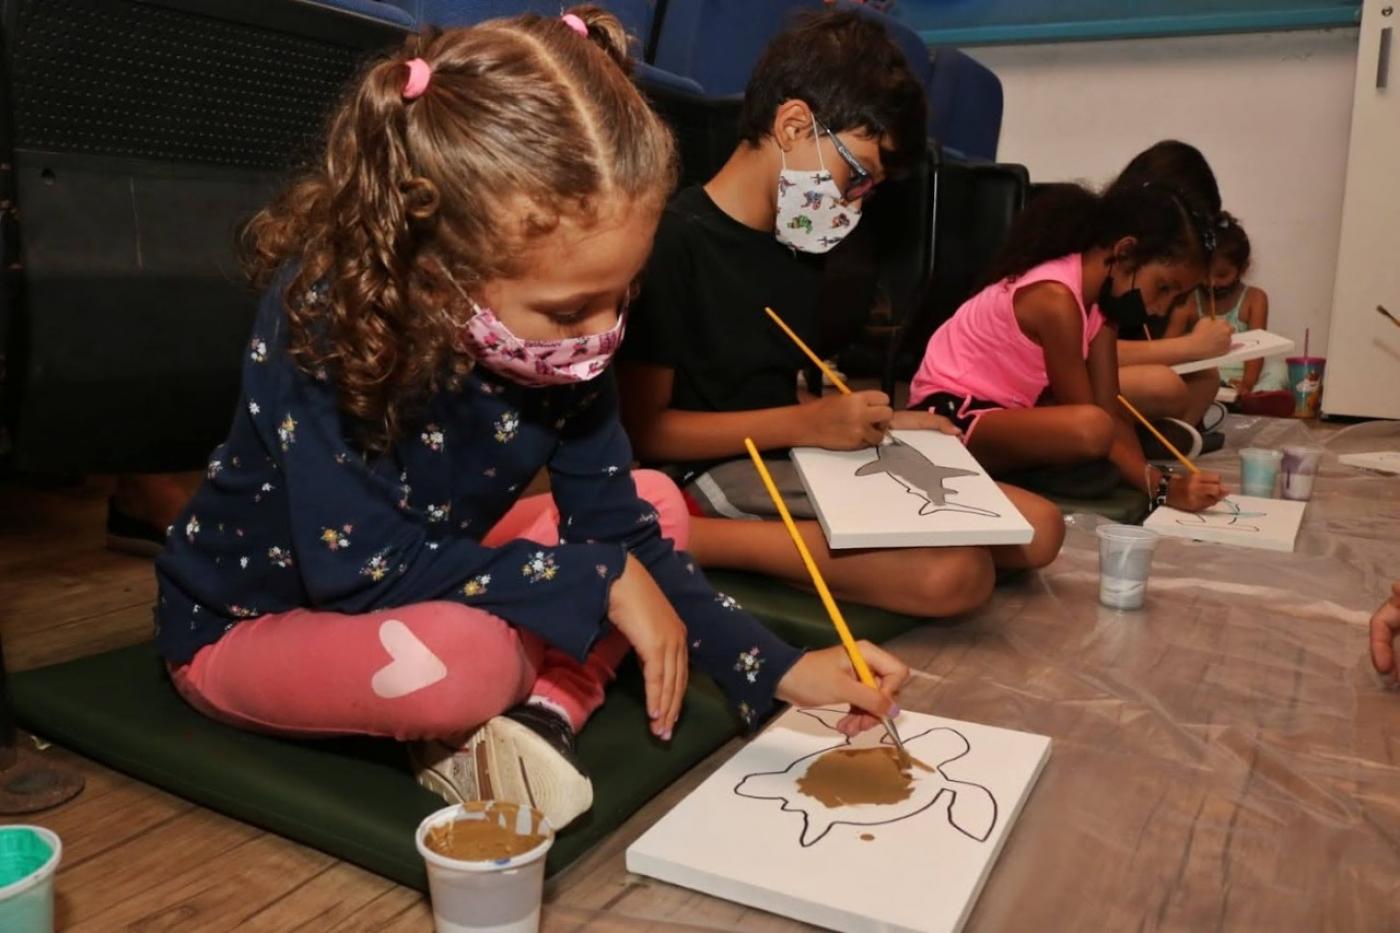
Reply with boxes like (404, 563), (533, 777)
(1069, 406), (1114, 459)
(389, 603), (536, 738)
(903, 549), (995, 616)
(633, 468), (691, 549)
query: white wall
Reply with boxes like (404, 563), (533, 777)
(973, 29), (1360, 354)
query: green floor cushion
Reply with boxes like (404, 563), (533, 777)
(1044, 486), (1151, 525)
(10, 642), (737, 889)
(707, 570), (927, 647)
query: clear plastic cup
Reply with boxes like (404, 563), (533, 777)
(0, 826), (61, 933)
(1281, 445), (1323, 501)
(415, 802), (554, 933)
(1097, 525), (1161, 610)
(1239, 447), (1283, 497)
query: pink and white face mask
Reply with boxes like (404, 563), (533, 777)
(462, 301), (625, 387)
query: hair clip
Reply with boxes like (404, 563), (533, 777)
(402, 58), (431, 100)
(561, 13), (588, 37)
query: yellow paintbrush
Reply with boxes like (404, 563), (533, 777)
(743, 437), (907, 758)
(1117, 393), (1200, 475)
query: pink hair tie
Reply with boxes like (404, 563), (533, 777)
(560, 13), (588, 37)
(402, 58), (431, 100)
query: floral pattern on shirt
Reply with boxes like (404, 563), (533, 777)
(735, 646), (765, 683)
(522, 551), (559, 583)
(494, 411), (520, 444)
(320, 524), (353, 550)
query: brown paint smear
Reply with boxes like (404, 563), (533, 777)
(860, 834), (875, 841)
(424, 802), (548, 862)
(796, 747), (934, 809)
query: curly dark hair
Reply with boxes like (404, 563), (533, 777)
(242, 6), (676, 451)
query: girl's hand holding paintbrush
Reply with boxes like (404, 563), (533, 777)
(1165, 470), (1228, 511)
(776, 641), (910, 737)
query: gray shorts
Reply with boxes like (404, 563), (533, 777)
(684, 457), (817, 521)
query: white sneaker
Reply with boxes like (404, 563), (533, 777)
(409, 705), (593, 831)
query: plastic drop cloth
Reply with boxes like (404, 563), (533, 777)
(543, 416), (1400, 932)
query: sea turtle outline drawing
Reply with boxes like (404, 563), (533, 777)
(734, 708), (1000, 848)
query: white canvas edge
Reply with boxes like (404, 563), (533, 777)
(1170, 331), (1294, 375)
(789, 439), (1034, 551)
(624, 731), (1054, 933)
(1339, 452), (1400, 474)
(1144, 500), (1305, 553)
(946, 738), (1052, 933)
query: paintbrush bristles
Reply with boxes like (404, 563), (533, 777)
(1378, 305), (1400, 329)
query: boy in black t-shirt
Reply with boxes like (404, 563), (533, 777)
(619, 11), (1065, 617)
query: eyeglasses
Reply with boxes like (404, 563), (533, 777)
(813, 117), (876, 202)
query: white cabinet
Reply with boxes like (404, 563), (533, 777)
(1324, 0), (1400, 420)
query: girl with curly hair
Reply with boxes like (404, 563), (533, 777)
(154, 7), (907, 830)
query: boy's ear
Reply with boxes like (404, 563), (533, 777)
(771, 99), (814, 153)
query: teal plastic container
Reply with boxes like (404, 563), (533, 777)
(0, 826), (61, 933)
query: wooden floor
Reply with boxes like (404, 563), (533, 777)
(4, 412), (1400, 931)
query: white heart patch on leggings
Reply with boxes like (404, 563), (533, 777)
(371, 619), (447, 699)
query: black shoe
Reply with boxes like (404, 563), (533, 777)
(999, 459), (1120, 499)
(1136, 418), (1203, 463)
(1199, 430), (1226, 456)
(106, 500), (167, 558)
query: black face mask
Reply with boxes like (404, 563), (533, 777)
(1210, 280), (1239, 300)
(1098, 269), (1148, 331)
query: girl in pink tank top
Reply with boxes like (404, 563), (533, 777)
(909, 183), (1229, 514)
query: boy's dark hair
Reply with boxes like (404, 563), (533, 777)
(1107, 140), (1222, 220)
(736, 10), (927, 181)
(977, 182), (1210, 289)
(1213, 210), (1251, 271)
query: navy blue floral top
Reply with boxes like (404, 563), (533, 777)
(154, 282), (802, 725)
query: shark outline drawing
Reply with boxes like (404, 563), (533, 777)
(852, 436), (1000, 519)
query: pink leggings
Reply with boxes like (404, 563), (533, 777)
(171, 471), (689, 741)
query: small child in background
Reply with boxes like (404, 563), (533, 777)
(1166, 212), (1287, 396)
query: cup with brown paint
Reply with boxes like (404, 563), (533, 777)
(415, 800), (555, 933)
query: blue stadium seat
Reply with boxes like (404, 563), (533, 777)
(927, 46), (1003, 161)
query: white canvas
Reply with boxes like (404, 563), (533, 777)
(627, 707), (1051, 933)
(1339, 451), (1400, 475)
(1144, 495), (1307, 552)
(790, 431), (1033, 549)
(1171, 329), (1295, 375)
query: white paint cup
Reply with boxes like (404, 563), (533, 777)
(415, 802), (554, 933)
(0, 825), (61, 933)
(1281, 445), (1323, 501)
(1096, 525), (1161, 611)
